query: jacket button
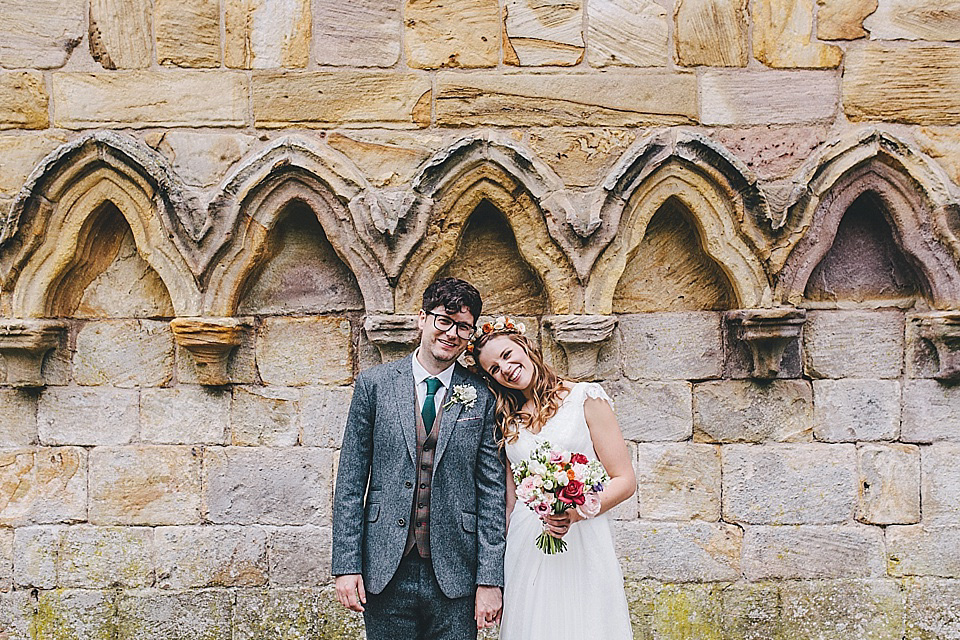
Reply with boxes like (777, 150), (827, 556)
(404, 481), (412, 488)
(397, 518), (406, 527)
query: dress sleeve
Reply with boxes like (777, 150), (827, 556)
(581, 382), (614, 410)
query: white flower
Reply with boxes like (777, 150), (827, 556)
(516, 322), (527, 334)
(444, 384), (478, 410)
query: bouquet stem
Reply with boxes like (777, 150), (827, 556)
(535, 530), (567, 554)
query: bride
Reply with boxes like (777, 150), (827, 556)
(468, 317), (635, 639)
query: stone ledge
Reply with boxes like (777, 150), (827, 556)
(0, 320), (67, 388)
(170, 317), (247, 386)
(544, 315), (617, 380)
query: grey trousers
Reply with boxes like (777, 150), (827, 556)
(364, 552), (477, 640)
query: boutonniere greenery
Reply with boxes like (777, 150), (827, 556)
(444, 384), (478, 410)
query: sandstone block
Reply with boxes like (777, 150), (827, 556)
(0, 390), (36, 447)
(752, 0), (843, 68)
(233, 587), (365, 640)
(864, 0), (960, 42)
(814, 379), (901, 442)
(74, 320), (174, 388)
(710, 125), (828, 181)
(35, 589), (118, 640)
(779, 580), (905, 639)
(117, 589), (232, 640)
(256, 317), (354, 386)
(505, 0), (584, 66)
(0, 448), (86, 526)
(902, 380), (960, 442)
(0, 73), (49, 131)
(155, 0), (220, 67)
(701, 70), (839, 125)
(253, 72), (431, 128)
(141, 387), (230, 445)
(89, 446), (201, 525)
(921, 443), (960, 525)
(204, 447), (334, 525)
(314, 0), (401, 67)
(613, 521), (741, 581)
(52, 72), (248, 128)
(177, 326), (258, 386)
(674, 0), (748, 66)
(435, 72), (698, 127)
(857, 444), (920, 525)
(232, 386), (300, 447)
(694, 380), (813, 443)
(904, 578), (960, 639)
(157, 132), (255, 188)
(268, 526), (332, 586)
(38, 387), (139, 446)
(59, 525), (154, 588)
(155, 525), (268, 588)
(620, 313), (723, 380)
(225, 0), (311, 69)
(588, 0), (667, 67)
(0, 132), (70, 196)
(720, 582), (780, 640)
(89, 0), (152, 69)
(722, 444), (857, 524)
(888, 526), (960, 577)
(13, 526), (60, 588)
(404, 0), (499, 69)
(652, 584), (724, 639)
(606, 380), (692, 442)
(636, 444), (720, 520)
(609, 441), (639, 521)
(0, 0), (84, 69)
(817, 0), (876, 40)
(844, 46), (960, 125)
(803, 310), (905, 378)
(300, 386), (354, 448)
(0, 590), (32, 638)
(528, 129), (635, 188)
(742, 525), (886, 579)
(0, 528), (11, 592)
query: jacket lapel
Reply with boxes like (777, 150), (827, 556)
(435, 364), (467, 465)
(392, 354), (418, 464)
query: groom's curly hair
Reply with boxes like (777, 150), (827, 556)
(422, 277), (483, 321)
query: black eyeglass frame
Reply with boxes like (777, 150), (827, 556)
(424, 311), (475, 339)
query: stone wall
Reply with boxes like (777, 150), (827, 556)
(1, 0), (960, 638)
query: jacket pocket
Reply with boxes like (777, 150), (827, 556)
(456, 416), (482, 423)
(365, 503), (380, 522)
(461, 512), (477, 533)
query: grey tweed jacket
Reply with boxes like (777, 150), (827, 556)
(331, 354), (506, 599)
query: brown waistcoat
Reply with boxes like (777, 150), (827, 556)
(403, 384), (449, 558)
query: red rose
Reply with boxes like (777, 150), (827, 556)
(571, 453), (588, 465)
(558, 480), (585, 506)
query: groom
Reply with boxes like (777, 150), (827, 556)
(333, 277), (506, 639)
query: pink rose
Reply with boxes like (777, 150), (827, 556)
(534, 501), (550, 516)
(548, 450), (564, 465)
(578, 492), (602, 518)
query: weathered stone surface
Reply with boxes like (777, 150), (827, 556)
(0, 528), (11, 591)
(817, 0), (877, 40)
(59, 525), (154, 588)
(34, 589), (118, 640)
(177, 326), (258, 386)
(814, 379), (901, 442)
(904, 578), (960, 639)
(921, 443), (960, 525)
(779, 580), (905, 639)
(38, 387), (139, 446)
(117, 589), (232, 640)
(13, 526), (59, 588)
(155, 525), (268, 588)
(204, 447), (334, 525)
(0, 0), (84, 69)
(0, 132), (69, 194)
(589, 0), (668, 67)
(157, 131), (255, 188)
(74, 320), (174, 387)
(710, 126), (828, 181)
(864, 0), (960, 41)
(902, 380), (960, 442)
(233, 587), (365, 640)
(674, 0), (748, 66)
(253, 72), (431, 128)
(614, 521), (741, 581)
(912, 126), (960, 188)
(752, 0), (843, 68)
(803, 311), (905, 379)
(435, 72), (698, 127)
(300, 386), (353, 448)
(404, 0), (499, 69)
(155, 0), (221, 67)
(0, 73), (49, 130)
(722, 444), (857, 524)
(325, 132), (439, 187)
(844, 46), (960, 124)
(652, 584), (724, 639)
(888, 526), (960, 577)
(141, 387), (230, 445)
(742, 525), (886, 579)
(636, 444), (720, 520)
(858, 444), (920, 525)
(232, 386), (300, 447)
(720, 582), (780, 640)
(606, 380), (692, 442)
(0, 448), (86, 526)
(700, 70), (839, 125)
(314, 0), (401, 67)
(256, 317), (353, 386)
(694, 380), (813, 443)
(89, 0), (152, 69)
(620, 313), (723, 380)
(0, 390), (36, 447)
(225, 0), (311, 68)
(528, 129), (634, 188)
(89, 446), (202, 525)
(52, 72), (248, 128)
(268, 526), (332, 586)
(504, 0), (584, 67)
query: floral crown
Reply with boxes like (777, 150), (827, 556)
(462, 316), (527, 368)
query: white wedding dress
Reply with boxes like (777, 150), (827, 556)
(500, 382), (633, 640)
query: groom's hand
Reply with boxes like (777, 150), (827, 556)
(475, 585), (502, 629)
(335, 574), (367, 612)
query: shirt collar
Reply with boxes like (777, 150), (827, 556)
(412, 348), (456, 388)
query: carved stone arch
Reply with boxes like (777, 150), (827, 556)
(2, 133), (201, 317)
(205, 137), (392, 314)
(585, 159), (771, 314)
(395, 162), (581, 315)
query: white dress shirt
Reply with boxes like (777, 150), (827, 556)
(412, 348), (456, 416)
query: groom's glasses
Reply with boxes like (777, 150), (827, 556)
(426, 312), (475, 340)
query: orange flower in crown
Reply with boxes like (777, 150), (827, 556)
(461, 316), (527, 369)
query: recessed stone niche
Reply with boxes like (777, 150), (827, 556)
(911, 312), (960, 381)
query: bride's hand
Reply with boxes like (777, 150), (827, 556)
(542, 509), (583, 538)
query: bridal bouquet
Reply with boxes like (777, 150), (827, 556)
(512, 441), (609, 554)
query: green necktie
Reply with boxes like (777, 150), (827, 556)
(422, 377), (442, 436)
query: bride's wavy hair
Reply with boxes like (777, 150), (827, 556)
(471, 332), (567, 445)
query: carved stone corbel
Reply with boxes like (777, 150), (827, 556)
(725, 309), (806, 379)
(170, 317), (246, 386)
(914, 312), (960, 381)
(0, 320), (67, 388)
(544, 315), (617, 381)
(364, 315), (420, 363)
